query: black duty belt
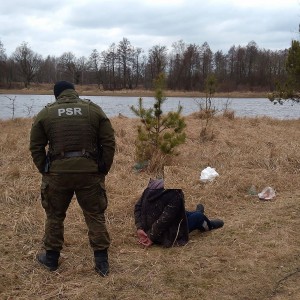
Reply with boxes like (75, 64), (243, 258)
(51, 151), (96, 161)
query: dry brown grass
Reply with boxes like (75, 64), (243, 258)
(0, 83), (269, 98)
(0, 115), (299, 300)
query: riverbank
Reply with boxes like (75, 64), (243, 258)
(0, 84), (269, 98)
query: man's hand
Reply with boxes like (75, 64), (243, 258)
(137, 229), (153, 247)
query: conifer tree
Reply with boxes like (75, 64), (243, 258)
(268, 40), (300, 104)
(130, 73), (186, 162)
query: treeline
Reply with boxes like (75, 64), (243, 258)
(0, 38), (288, 92)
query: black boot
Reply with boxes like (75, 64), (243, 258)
(94, 249), (109, 277)
(210, 219), (224, 230)
(196, 204), (205, 213)
(36, 250), (60, 271)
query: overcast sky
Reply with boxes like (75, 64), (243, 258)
(1, 0), (299, 58)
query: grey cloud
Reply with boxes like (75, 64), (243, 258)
(1, 0), (62, 15)
(0, 0), (298, 57)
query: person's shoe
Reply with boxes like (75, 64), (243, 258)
(94, 249), (109, 277)
(196, 204), (205, 213)
(210, 219), (224, 230)
(36, 250), (59, 271)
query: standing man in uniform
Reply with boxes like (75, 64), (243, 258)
(30, 81), (115, 276)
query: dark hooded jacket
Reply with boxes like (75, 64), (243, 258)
(134, 179), (189, 247)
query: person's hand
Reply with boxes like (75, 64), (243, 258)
(137, 229), (153, 248)
(137, 229), (148, 242)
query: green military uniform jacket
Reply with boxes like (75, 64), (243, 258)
(30, 89), (115, 174)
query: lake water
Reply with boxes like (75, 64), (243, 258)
(0, 94), (299, 120)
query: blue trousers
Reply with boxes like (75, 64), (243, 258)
(186, 211), (211, 233)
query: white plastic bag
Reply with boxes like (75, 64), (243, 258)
(258, 186), (276, 200)
(200, 167), (219, 182)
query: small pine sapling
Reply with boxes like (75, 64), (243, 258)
(130, 73), (186, 167)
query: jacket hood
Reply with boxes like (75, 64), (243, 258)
(147, 178), (164, 190)
(146, 178), (166, 202)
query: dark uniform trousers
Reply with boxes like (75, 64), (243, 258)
(41, 173), (110, 252)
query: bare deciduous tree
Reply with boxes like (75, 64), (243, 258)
(0, 40), (7, 85)
(57, 52), (77, 83)
(88, 49), (103, 89)
(117, 38), (134, 89)
(146, 45), (168, 86)
(12, 42), (42, 88)
(102, 43), (117, 90)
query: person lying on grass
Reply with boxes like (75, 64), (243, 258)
(134, 178), (224, 248)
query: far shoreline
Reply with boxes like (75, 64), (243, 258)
(0, 86), (269, 98)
